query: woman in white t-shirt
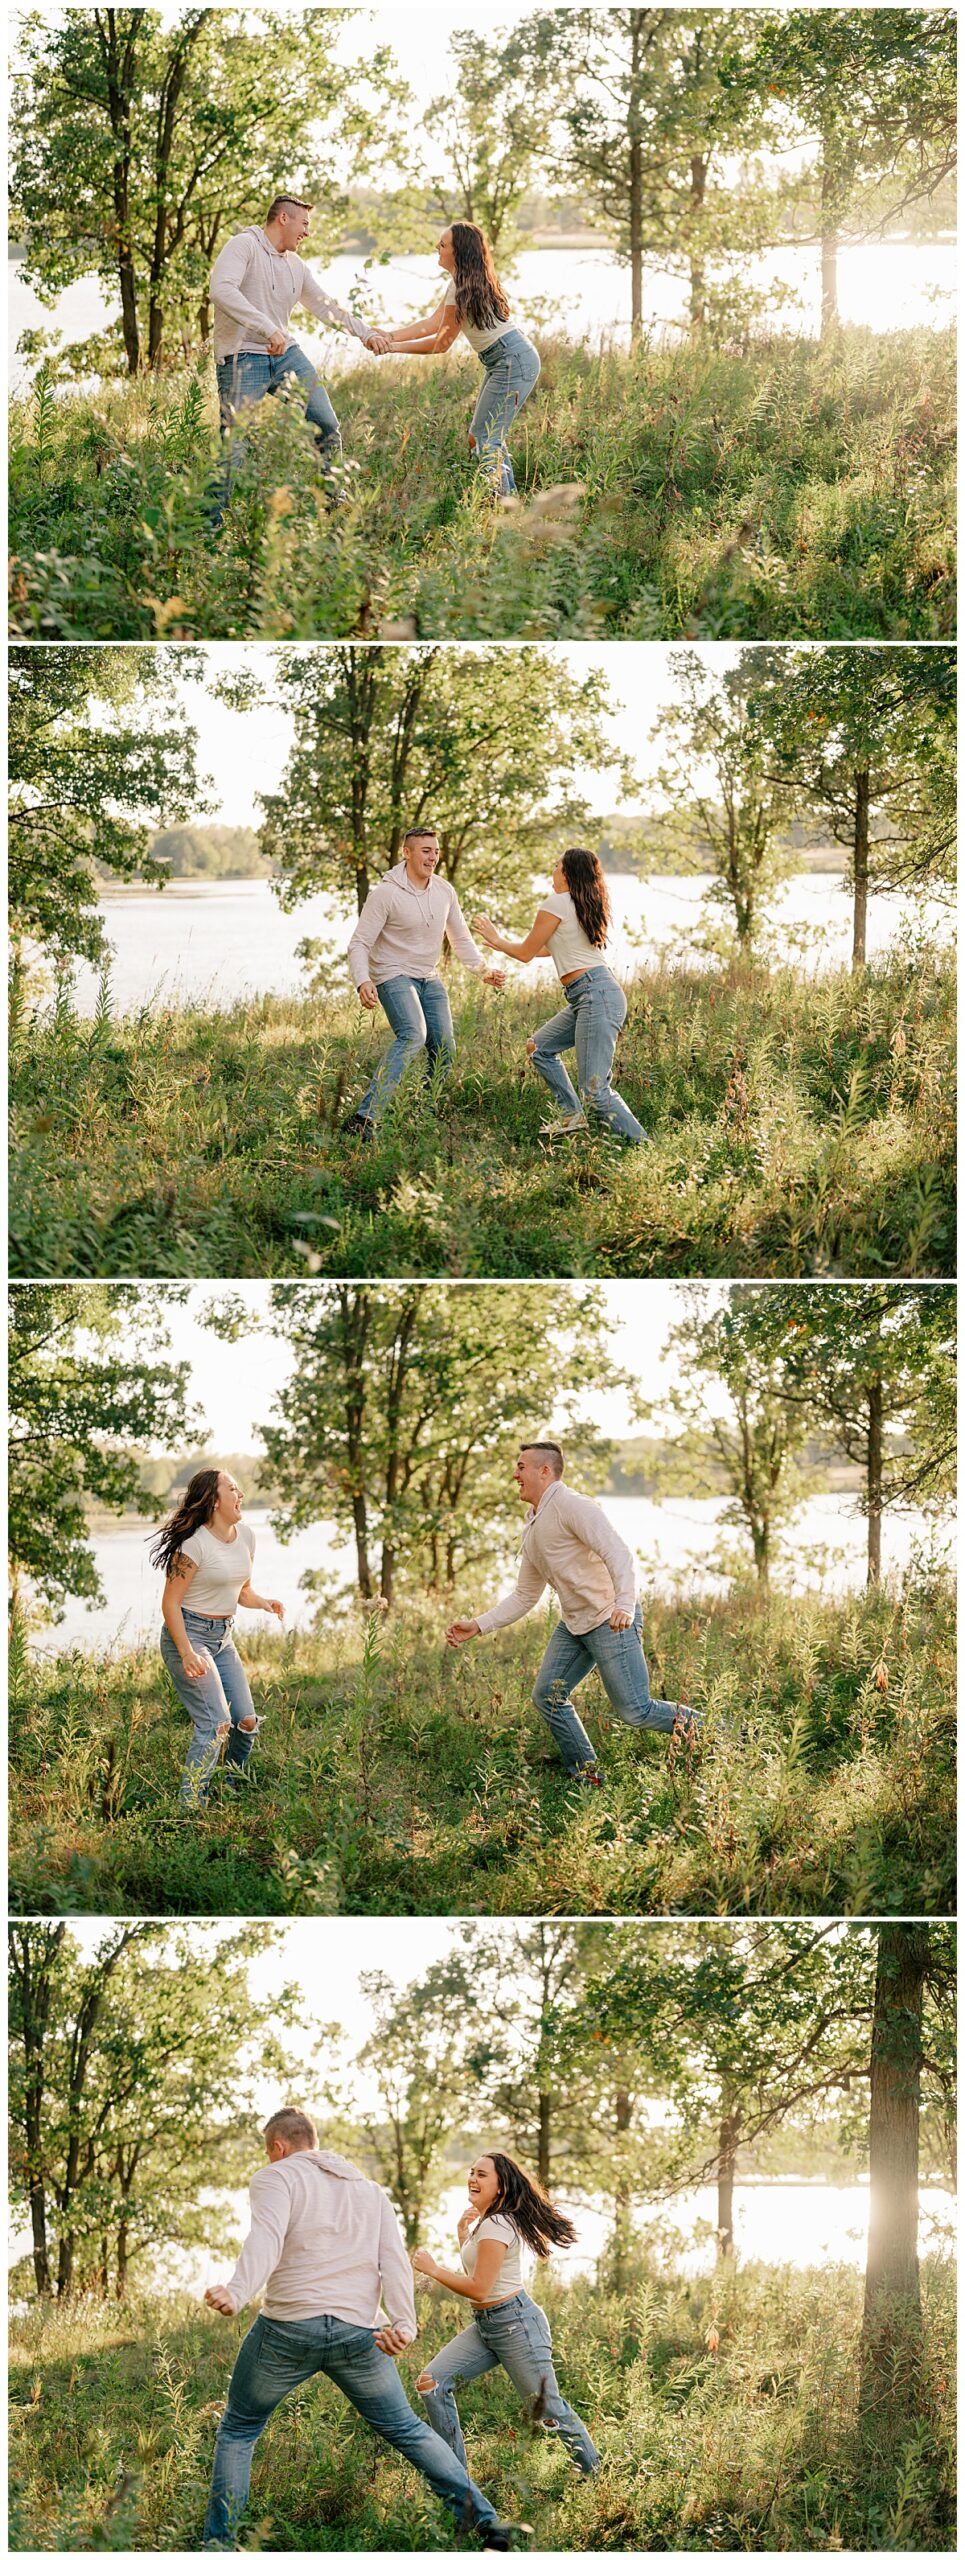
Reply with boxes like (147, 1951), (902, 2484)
(411, 2149), (599, 2479)
(151, 1468), (284, 1808)
(377, 221), (541, 497)
(475, 847), (646, 1144)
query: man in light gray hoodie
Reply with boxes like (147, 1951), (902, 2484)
(448, 1442), (699, 1783)
(208, 193), (388, 524)
(202, 2108), (514, 2549)
(344, 826), (504, 1138)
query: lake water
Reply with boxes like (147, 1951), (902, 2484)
(34, 1491), (947, 1658)
(8, 238), (956, 393)
(11, 2175), (954, 2300)
(60, 873), (951, 1018)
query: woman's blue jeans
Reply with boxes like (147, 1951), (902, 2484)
(422, 2289), (599, 2475)
(469, 329), (541, 493)
(203, 2312), (499, 2546)
(159, 1610), (257, 1806)
(211, 346), (342, 524)
(530, 966), (644, 1143)
(356, 973), (456, 1123)
(533, 1602), (699, 1775)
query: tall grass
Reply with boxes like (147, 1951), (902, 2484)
(8, 326), (955, 641)
(8, 954), (955, 1279)
(9, 2258), (955, 2549)
(8, 1577), (956, 1919)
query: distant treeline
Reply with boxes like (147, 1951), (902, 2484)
(599, 812), (848, 877)
(97, 825), (272, 885)
(98, 814), (848, 892)
(89, 1433), (864, 1526)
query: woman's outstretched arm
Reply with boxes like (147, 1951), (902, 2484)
(474, 908), (561, 964)
(381, 295), (460, 355)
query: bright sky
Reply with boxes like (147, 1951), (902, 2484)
(160, 642), (741, 828)
(127, 1278), (702, 1452)
(63, 1913), (469, 2108)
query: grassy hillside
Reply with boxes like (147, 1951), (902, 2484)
(9, 326), (955, 641)
(9, 954), (955, 1279)
(9, 1578), (956, 1919)
(9, 2259), (954, 2550)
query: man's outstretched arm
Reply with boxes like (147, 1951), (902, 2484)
(448, 1554), (547, 1643)
(297, 261), (384, 347)
(374, 2191), (418, 2352)
(204, 2167), (291, 2314)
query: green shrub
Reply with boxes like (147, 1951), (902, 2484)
(9, 327), (955, 640)
(8, 1577), (956, 1918)
(8, 2258), (955, 2548)
(8, 953), (955, 1279)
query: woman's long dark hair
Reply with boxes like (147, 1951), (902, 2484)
(481, 2151), (577, 2259)
(561, 847), (610, 948)
(451, 222), (510, 332)
(150, 1467), (225, 1578)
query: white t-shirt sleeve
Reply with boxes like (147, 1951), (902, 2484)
(179, 1529), (206, 1571)
(443, 279), (457, 308)
(478, 2213), (515, 2246)
(537, 891), (567, 920)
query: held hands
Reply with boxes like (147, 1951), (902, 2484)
(446, 1618), (481, 1647)
(609, 1608), (634, 1630)
(357, 979), (379, 1011)
(482, 967), (505, 989)
(374, 2324), (410, 2355)
(364, 330), (392, 354)
(205, 2285), (236, 2316)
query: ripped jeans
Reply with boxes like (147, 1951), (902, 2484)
(420, 2289), (599, 2475)
(529, 967), (644, 1143)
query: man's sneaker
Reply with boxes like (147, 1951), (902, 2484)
(476, 2528), (533, 2552)
(572, 1763), (605, 1788)
(341, 1112), (376, 1142)
(540, 1111), (588, 1135)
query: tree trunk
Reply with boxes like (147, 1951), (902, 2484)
(612, 2087), (633, 2292)
(866, 1376), (883, 1587)
(537, 2089), (551, 2189)
(861, 1924), (927, 2407)
(117, 2217), (129, 2301)
(717, 2100), (740, 2257)
(94, 15), (141, 372)
(628, 14), (644, 337)
(819, 136), (839, 339)
(689, 154), (708, 331)
(852, 766), (870, 970)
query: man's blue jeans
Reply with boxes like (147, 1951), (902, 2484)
(356, 974), (456, 1123)
(422, 2288), (600, 2475)
(202, 2312), (500, 2546)
(533, 1602), (697, 1775)
(530, 966), (644, 1143)
(469, 329), (541, 494)
(211, 346), (342, 524)
(159, 1610), (258, 1806)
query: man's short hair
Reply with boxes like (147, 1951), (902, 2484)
(263, 2107), (318, 2151)
(520, 1442), (564, 1477)
(265, 194), (314, 225)
(403, 826), (439, 846)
